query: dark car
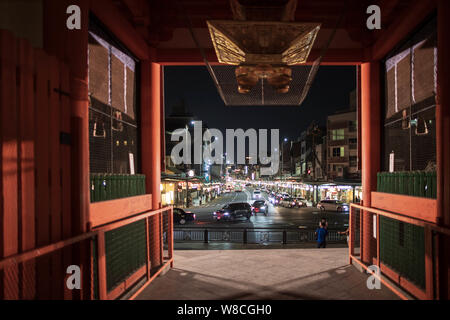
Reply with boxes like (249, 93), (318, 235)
(252, 200), (269, 216)
(213, 202), (252, 221)
(173, 208), (196, 225)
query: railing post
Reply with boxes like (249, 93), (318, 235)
(168, 207), (174, 268)
(377, 213), (380, 268)
(283, 230), (287, 245)
(360, 201), (364, 262)
(349, 206), (354, 264)
(243, 229), (248, 244)
(204, 229), (208, 244)
(424, 225), (434, 299)
(159, 211), (163, 264)
(145, 217), (151, 279)
(97, 231), (107, 300)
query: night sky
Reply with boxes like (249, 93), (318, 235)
(164, 66), (356, 140)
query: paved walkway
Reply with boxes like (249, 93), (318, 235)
(136, 248), (399, 300)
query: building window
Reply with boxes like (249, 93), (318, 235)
(350, 156), (358, 167)
(349, 121), (357, 132)
(331, 129), (345, 141)
(88, 19), (139, 174)
(332, 147), (345, 157)
(382, 17), (436, 172)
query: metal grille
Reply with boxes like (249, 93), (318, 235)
(211, 65), (313, 106)
(380, 216), (426, 289)
(0, 238), (94, 300)
(162, 211), (170, 261)
(351, 208), (361, 255)
(88, 23), (139, 175)
(383, 17), (437, 172)
(105, 220), (147, 292)
(173, 228), (345, 245)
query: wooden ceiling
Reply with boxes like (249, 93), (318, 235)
(110, 0), (431, 64)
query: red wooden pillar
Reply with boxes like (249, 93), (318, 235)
(360, 62), (380, 265)
(141, 56), (162, 268)
(437, 0), (450, 300)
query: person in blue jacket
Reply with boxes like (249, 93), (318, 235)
(315, 222), (328, 248)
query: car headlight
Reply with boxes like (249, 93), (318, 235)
(224, 213), (229, 216)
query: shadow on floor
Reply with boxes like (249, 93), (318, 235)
(136, 248), (399, 300)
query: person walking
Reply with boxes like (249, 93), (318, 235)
(339, 228), (350, 245)
(315, 222), (328, 248)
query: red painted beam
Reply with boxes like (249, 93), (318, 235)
(372, 0), (437, 60)
(91, 0), (149, 60)
(155, 48), (366, 65)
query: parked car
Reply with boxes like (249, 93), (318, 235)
(293, 197), (307, 208)
(253, 189), (262, 199)
(317, 200), (350, 212)
(213, 202), (252, 221)
(173, 208), (196, 225)
(252, 200), (269, 216)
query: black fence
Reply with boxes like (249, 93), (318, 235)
(173, 227), (346, 245)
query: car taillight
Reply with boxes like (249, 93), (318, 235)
(255, 208), (259, 212)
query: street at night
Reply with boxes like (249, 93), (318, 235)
(181, 188), (349, 230)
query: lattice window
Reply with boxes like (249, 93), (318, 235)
(383, 17), (437, 172)
(88, 19), (139, 174)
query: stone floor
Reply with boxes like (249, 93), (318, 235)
(136, 248), (399, 300)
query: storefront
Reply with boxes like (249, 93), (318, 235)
(317, 183), (362, 203)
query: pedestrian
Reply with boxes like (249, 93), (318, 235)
(315, 222), (328, 248)
(319, 217), (328, 230)
(339, 228), (350, 245)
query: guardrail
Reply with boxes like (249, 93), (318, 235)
(174, 227), (345, 245)
(349, 203), (450, 300)
(90, 174), (146, 202)
(0, 206), (173, 300)
(377, 171), (436, 198)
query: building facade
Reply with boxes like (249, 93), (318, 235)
(327, 110), (359, 180)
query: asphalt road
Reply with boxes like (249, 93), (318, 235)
(180, 188), (349, 230)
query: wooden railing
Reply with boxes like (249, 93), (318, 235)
(0, 206), (174, 300)
(349, 203), (450, 300)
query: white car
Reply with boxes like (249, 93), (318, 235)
(280, 197), (295, 208)
(317, 200), (349, 212)
(253, 190), (262, 199)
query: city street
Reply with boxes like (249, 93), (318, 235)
(179, 188), (349, 230)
